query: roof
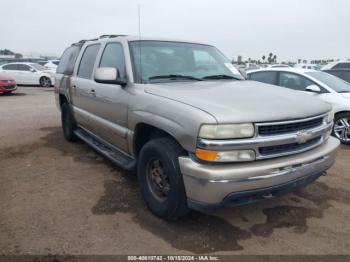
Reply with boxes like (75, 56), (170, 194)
(73, 34), (212, 46)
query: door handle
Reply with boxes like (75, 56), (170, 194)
(89, 89), (96, 95)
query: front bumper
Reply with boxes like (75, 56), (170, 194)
(179, 137), (339, 209)
(0, 85), (17, 93)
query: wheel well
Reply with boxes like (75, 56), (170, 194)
(133, 123), (179, 157)
(59, 94), (68, 108)
(335, 111), (350, 118)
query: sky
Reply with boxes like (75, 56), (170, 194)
(1, 0), (349, 62)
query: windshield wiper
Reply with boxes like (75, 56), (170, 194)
(148, 74), (203, 81)
(202, 74), (242, 80)
(338, 91), (350, 93)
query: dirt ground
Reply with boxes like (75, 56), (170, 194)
(0, 87), (350, 255)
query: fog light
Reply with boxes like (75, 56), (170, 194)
(196, 148), (255, 162)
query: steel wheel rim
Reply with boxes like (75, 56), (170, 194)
(334, 117), (350, 142)
(146, 158), (170, 202)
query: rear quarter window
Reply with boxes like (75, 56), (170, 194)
(249, 71), (277, 85)
(56, 45), (82, 75)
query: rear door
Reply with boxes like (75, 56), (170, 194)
(71, 43), (101, 131)
(87, 41), (129, 152)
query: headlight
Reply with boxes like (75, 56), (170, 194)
(325, 109), (334, 124)
(199, 123), (255, 139)
(196, 148), (256, 162)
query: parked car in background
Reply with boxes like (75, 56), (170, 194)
(323, 69), (350, 83)
(322, 61), (350, 70)
(0, 73), (17, 94)
(44, 60), (60, 71)
(37, 60), (48, 66)
(294, 63), (321, 70)
(247, 68), (350, 144)
(0, 62), (55, 87)
(55, 35), (338, 218)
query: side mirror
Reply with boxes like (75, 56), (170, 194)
(94, 67), (127, 87)
(30, 68), (36, 72)
(306, 85), (321, 93)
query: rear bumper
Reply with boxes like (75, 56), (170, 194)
(179, 137), (339, 209)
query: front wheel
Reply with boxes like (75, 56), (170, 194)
(137, 137), (189, 219)
(333, 112), (350, 144)
(40, 76), (51, 87)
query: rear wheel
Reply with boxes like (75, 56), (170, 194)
(137, 137), (189, 219)
(61, 102), (77, 142)
(40, 76), (51, 87)
(333, 112), (350, 144)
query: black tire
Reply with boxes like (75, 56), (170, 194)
(61, 102), (77, 142)
(137, 137), (190, 219)
(332, 112), (350, 144)
(40, 76), (51, 87)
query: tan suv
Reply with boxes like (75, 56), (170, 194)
(55, 35), (339, 219)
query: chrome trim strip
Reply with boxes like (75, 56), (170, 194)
(255, 113), (327, 127)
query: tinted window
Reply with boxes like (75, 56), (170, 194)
(278, 72), (314, 91)
(18, 64), (31, 71)
(57, 45), (82, 75)
(99, 43), (126, 78)
(334, 62), (350, 69)
(249, 71), (277, 85)
(2, 64), (18, 70)
(77, 44), (100, 78)
(53, 61), (59, 65)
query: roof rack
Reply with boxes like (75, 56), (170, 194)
(99, 34), (127, 39)
(71, 35), (127, 46)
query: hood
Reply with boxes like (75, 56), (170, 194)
(145, 80), (331, 123)
(341, 93), (350, 99)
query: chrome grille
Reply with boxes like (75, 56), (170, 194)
(258, 117), (324, 136)
(259, 136), (322, 156)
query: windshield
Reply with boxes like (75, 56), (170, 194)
(129, 40), (244, 83)
(31, 63), (47, 71)
(306, 71), (350, 93)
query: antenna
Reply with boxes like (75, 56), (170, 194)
(138, 3), (143, 83)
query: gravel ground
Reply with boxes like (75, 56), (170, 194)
(0, 87), (350, 255)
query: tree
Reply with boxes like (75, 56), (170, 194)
(273, 55), (277, 63)
(262, 55), (266, 63)
(268, 53), (273, 64)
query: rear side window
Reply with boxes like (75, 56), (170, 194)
(3, 64), (18, 70)
(334, 62), (350, 69)
(57, 45), (82, 75)
(249, 71), (277, 85)
(99, 43), (126, 78)
(77, 44), (100, 79)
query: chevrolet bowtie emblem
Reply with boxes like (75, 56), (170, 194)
(296, 130), (313, 144)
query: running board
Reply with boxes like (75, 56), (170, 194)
(74, 128), (136, 171)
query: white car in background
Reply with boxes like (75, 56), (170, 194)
(247, 68), (350, 144)
(322, 61), (350, 70)
(0, 62), (55, 87)
(294, 63), (321, 70)
(44, 60), (60, 71)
